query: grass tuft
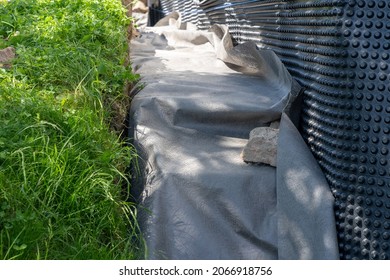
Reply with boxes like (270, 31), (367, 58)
(0, 0), (142, 259)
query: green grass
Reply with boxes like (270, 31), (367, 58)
(0, 0), (143, 259)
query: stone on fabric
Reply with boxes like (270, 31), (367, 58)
(241, 127), (278, 167)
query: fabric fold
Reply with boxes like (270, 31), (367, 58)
(277, 113), (339, 259)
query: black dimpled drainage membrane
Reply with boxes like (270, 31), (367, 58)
(154, 0), (390, 260)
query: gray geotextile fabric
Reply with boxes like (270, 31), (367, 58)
(129, 14), (339, 259)
(277, 113), (339, 259)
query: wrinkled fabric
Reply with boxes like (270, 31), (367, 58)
(129, 14), (338, 259)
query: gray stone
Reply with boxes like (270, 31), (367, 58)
(241, 127), (278, 167)
(0, 46), (15, 67)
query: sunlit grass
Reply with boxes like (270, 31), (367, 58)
(0, 0), (142, 259)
